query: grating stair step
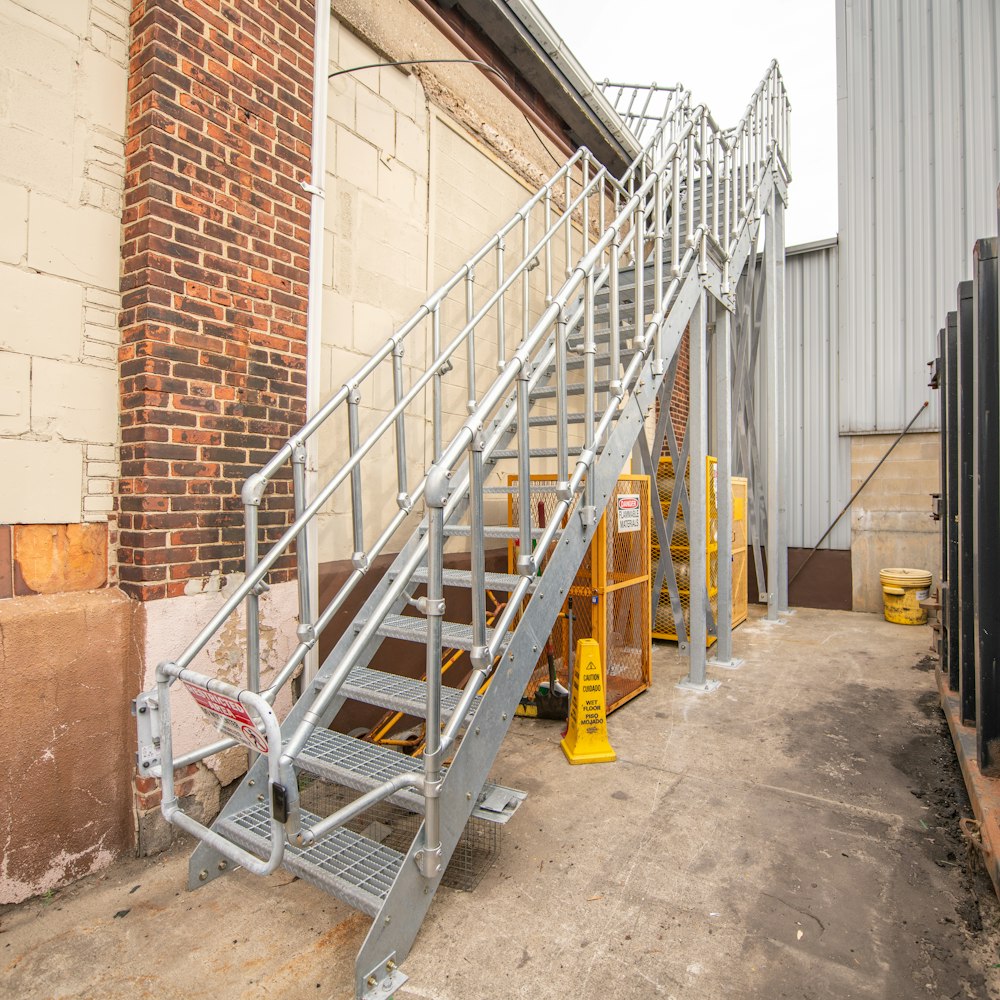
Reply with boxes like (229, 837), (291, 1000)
(409, 567), (524, 591)
(439, 523), (544, 539)
(217, 803), (402, 917)
(530, 379), (613, 399)
(323, 663), (483, 721)
(491, 446), (558, 461)
(369, 613), (513, 652)
(523, 411), (589, 425)
(296, 728), (524, 823)
(561, 352), (638, 372)
(481, 484), (568, 495)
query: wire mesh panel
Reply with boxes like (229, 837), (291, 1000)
(299, 775), (500, 893)
(652, 457), (719, 643)
(510, 474), (651, 713)
(732, 476), (748, 626)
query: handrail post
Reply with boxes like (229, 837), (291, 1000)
(686, 125), (695, 248)
(417, 465), (447, 879)
(634, 198), (645, 341)
(392, 342), (410, 510)
(466, 268), (477, 412)
(243, 486), (263, 695)
(291, 442), (313, 638)
(671, 147), (681, 277)
(469, 434), (488, 669)
(583, 270), (597, 504)
(609, 239), (622, 393)
(521, 207), (531, 342)
(347, 386), (364, 566)
(543, 191), (553, 305)
(432, 305), (442, 461)
(653, 172), (665, 368)
(516, 363), (534, 575)
(556, 317), (570, 499)
(699, 112), (708, 275)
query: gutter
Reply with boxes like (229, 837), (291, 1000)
(454, 0), (642, 173)
(505, 0), (640, 161)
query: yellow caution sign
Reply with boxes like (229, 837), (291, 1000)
(560, 638), (616, 765)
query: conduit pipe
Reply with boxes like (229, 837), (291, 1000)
(302, 0), (332, 682)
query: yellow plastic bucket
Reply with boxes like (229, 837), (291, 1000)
(879, 567), (932, 625)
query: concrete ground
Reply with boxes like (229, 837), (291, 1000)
(3, 607), (999, 1000)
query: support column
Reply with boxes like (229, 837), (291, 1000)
(710, 303), (742, 669)
(764, 191), (787, 621)
(679, 288), (719, 693)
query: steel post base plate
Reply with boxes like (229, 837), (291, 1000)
(708, 657), (745, 670)
(676, 677), (722, 694)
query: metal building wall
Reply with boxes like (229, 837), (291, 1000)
(750, 239), (850, 550)
(836, 0), (1000, 434)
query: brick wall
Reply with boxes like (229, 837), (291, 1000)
(654, 325), (690, 454)
(119, 0), (315, 600)
(668, 327), (690, 449)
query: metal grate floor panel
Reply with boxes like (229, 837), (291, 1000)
(373, 613), (511, 651)
(333, 664), (481, 721)
(296, 729), (525, 824)
(218, 803), (403, 917)
(491, 447), (559, 460)
(530, 379), (613, 399)
(409, 567), (524, 592)
(440, 524), (543, 538)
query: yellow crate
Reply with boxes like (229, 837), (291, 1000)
(509, 473), (651, 714)
(651, 456), (719, 645)
(731, 476), (748, 627)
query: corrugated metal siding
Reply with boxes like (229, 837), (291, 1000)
(752, 240), (851, 550)
(786, 241), (851, 549)
(837, 0), (1000, 433)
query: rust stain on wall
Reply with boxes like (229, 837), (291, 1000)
(12, 524), (108, 596)
(0, 589), (141, 903)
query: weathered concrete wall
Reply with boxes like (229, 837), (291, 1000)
(850, 432), (940, 612)
(132, 576), (300, 852)
(0, 0), (128, 528)
(0, 589), (141, 904)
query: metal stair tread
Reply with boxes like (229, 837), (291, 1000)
(296, 728), (525, 824)
(371, 613), (513, 651)
(530, 380), (613, 399)
(409, 567), (524, 591)
(333, 663), (483, 721)
(440, 523), (544, 538)
(491, 446), (559, 460)
(217, 803), (402, 917)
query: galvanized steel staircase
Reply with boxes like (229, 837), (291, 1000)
(134, 63), (789, 999)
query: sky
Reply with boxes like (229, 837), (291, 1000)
(535, 0), (839, 247)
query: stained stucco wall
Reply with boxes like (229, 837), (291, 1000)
(850, 432), (940, 613)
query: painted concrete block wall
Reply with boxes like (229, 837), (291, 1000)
(317, 14), (573, 564)
(0, 0), (128, 526)
(850, 432), (940, 613)
(318, 20), (432, 564)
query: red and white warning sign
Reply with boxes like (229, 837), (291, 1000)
(616, 493), (641, 533)
(183, 682), (269, 754)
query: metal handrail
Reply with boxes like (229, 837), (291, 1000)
(144, 61), (790, 875)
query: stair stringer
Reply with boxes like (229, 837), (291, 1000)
(354, 263), (708, 998)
